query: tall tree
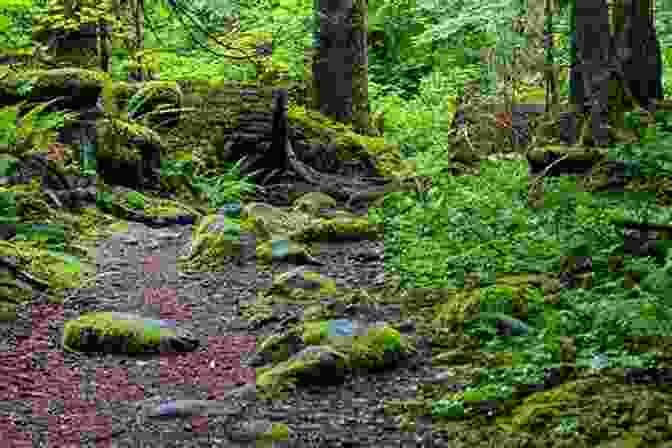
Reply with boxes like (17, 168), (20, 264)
(566, 0), (663, 146)
(311, 0), (370, 133)
(350, 0), (370, 135)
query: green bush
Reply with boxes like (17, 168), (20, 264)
(126, 191), (146, 210)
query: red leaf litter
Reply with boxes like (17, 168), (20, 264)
(0, 300), (257, 447)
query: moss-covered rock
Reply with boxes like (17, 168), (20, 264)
(62, 312), (199, 354)
(286, 103), (417, 180)
(241, 202), (311, 241)
(270, 267), (338, 298)
(291, 192), (338, 215)
(292, 214), (382, 243)
(179, 213), (243, 270)
(342, 322), (413, 370)
(256, 238), (323, 267)
(249, 329), (305, 366)
(256, 346), (350, 398)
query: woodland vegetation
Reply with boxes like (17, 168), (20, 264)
(3, 0), (672, 446)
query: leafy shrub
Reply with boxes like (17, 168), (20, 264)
(126, 191), (146, 210)
(431, 399), (465, 418)
(191, 159), (258, 209)
(462, 384), (513, 402)
(96, 191), (114, 212)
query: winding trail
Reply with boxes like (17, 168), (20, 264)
(1, 207), (441, 447)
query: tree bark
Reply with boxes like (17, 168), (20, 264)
(568, 0), (663, 146)
(313, 0), (354, 124)
(350, 0), (370, 136)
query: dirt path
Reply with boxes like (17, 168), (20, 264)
(0, 208), (448, 447)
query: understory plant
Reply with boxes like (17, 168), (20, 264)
(190, 157), (259, 209)
(126, 191), (146, 210)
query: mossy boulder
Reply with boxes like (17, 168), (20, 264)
(179, 213), (243, 270)
(248, 329), (305, 367)
(341, 322), (412, 370)
(291, 214), (382, 242)
(303, 320), (413, 370)
(241, 202), (312, 241)
(270, 267), (338, 298)
(252, 320), (413, 398)
(62, 312), (199, 354)
(0, 238), (96, 306)
(287, 103), (417, 180)
(240, 199), (381, 247)
(256, 345), (350, 396)
(291, 192), (338, 215)
(256, 238), (323, 267)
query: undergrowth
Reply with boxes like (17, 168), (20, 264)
(3, 0), (672, 440)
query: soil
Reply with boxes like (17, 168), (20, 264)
(0, 200), (451, 447)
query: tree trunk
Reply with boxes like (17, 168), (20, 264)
(350, 0), (371, 136)
(313, 0), (354, 124)
(613, 0), (663, 111)
(572, 0), (612, 146)
(568, 0), (663, 146)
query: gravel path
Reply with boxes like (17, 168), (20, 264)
(0, 213), (446, 447)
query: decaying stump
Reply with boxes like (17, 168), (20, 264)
(0, 69), (420, 215)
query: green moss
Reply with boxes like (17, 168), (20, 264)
(0, 302), (17, 321)
(521, 381), (579, 406)
(126, 191), (146, 210)
(302, 321), (328, 345)
(62, 312), (170, 354)
(340, 324), (409, 370)
(286, 103), (416, 179)
(5, 68), (106, 92)
(363, 325), (402, 353)
(506, 381), (580, 432)
(266, 422), (291, 441)
(302, 271), (338, 296)
(291, 192), (338, 215)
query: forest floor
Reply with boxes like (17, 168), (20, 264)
(0, 197), (452, 448)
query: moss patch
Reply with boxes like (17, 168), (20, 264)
(286, 103), (416, 180)
(62, 312), (183, 354)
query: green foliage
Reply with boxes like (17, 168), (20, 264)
(12, 224), (66, 250)
(159, 157), (258, 209)
(190, 159), (258, 209)
(462, 383), (513, 402)
(31, 110), (66, 132)
(610, 110), (672, 176)
(431, 399), (465, 418)
(0, 0), (46, 48)
(0, 107), (18, 146)
(0, 158), (18, 178)
(4, 0), (671, 428)
(0, 191), (18, 224)
(159, 158), (195, 178)
(126, 191), (146, 210)
(96, 190), (114, 212)
(16, 80), (34, 97)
